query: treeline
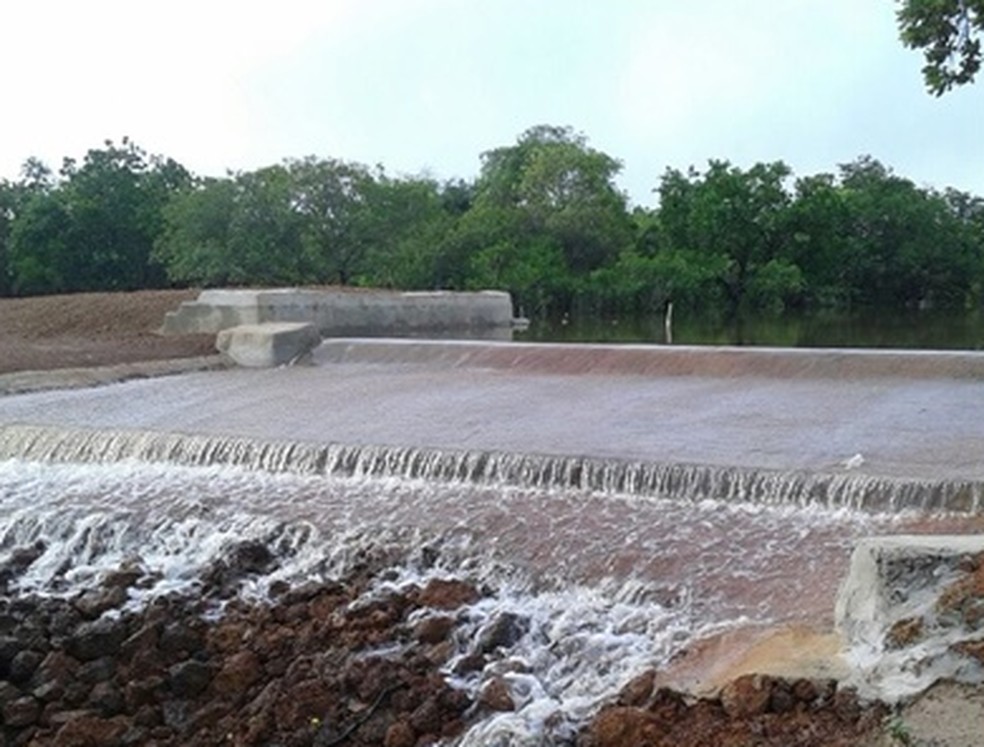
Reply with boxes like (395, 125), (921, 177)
(2, 127), (983, 317)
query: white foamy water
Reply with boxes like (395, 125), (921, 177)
(0, 456), (973, 743)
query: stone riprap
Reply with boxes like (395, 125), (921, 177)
(0, 556), (477, 747)
(161, 288), (515, 337)
(215, 322), (321, 368)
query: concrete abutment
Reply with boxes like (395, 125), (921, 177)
(161, 288), (516, 338)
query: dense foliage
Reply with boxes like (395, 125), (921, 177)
(2, 128), (984, 320)
(2, 140), (190, 296)
(897, 0), (984, 94)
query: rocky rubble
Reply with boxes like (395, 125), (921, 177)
(0, 539), (898, 747)
(580, 670), (887, 747)
(0, 544), (478, 747)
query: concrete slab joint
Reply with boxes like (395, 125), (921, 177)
(215, 322), (321, 368)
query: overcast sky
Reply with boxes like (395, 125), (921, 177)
(2, 0), (982, 207)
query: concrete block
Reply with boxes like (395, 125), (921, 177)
(161, 290), (264, 334)
(836, 535), (984, 643)
(836, 535), (984, 700)
(215, 322), (321, 368)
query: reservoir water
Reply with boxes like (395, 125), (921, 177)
(520, 308), (984, 350)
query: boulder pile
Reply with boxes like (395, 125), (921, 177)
(0, 540), (893, 747)
(581, 670), (885, 747)
(0, 547), (476, 747)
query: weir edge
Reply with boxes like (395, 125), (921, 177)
(0, 422), (979, 515)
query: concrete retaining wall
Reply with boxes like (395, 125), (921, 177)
(161, 288), (515, 337)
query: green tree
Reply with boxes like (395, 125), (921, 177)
(447, 125), (631, 314)
(656, 160), (800, 313)
(156, 158), (451, 289)
(19, 157), (55, 193)
(438, 204), (577, 316)
(8, 190), (74, 295)
(438, 178), (475, 217)
(8, 139), (190, 295)
(0, 180), (18, 296)
(224, 165), (309, 285)
(458, 206), (571, 317)
(784, 173), (856, 307)
(3, 159), (56, 295)
(897, 0), (984, 94)
(478, 125), (632, 273)
(156, 165), (311, 287)
(286, 156), (379, 285)
(154, 177), (236, 286)
(588, 247), (729, 316)
(836, 156), (981, 307)
(356, 173), (453, 289)
(62, 139), (191, 290)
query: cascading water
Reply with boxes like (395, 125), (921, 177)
(2, 423), (979, 743)
(1, 423), (980, 513)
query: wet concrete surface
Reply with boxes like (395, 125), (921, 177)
(0, 340), (982, 483)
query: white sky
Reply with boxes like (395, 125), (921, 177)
(1, 0), (982, 207)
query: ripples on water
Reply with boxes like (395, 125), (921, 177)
(3, 455), (973, 743)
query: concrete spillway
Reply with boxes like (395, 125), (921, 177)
(1, 339), (984, 500)
(2, 338), (984, 732)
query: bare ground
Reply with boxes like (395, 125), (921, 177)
(0, 289), (215, 375)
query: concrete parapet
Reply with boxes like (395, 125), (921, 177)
(162, 288), (515, 337)
(216, 322), (321, 368)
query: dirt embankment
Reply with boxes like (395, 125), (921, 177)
(0, 290), (215, 375)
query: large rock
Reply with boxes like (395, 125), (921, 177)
(2, 695), (40, 727)
(417, 579), (480, 610)
(719, 674), (773, 718)
(586, 706), (661, 747)
(67, 617), (127, 662)
(51, 714), (130, 746)
(211, 650), (262, 697)
(215, 322), (320, 368)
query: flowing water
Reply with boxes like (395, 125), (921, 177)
(1, 424), (980, 743)
(2, 336), (983, 741)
